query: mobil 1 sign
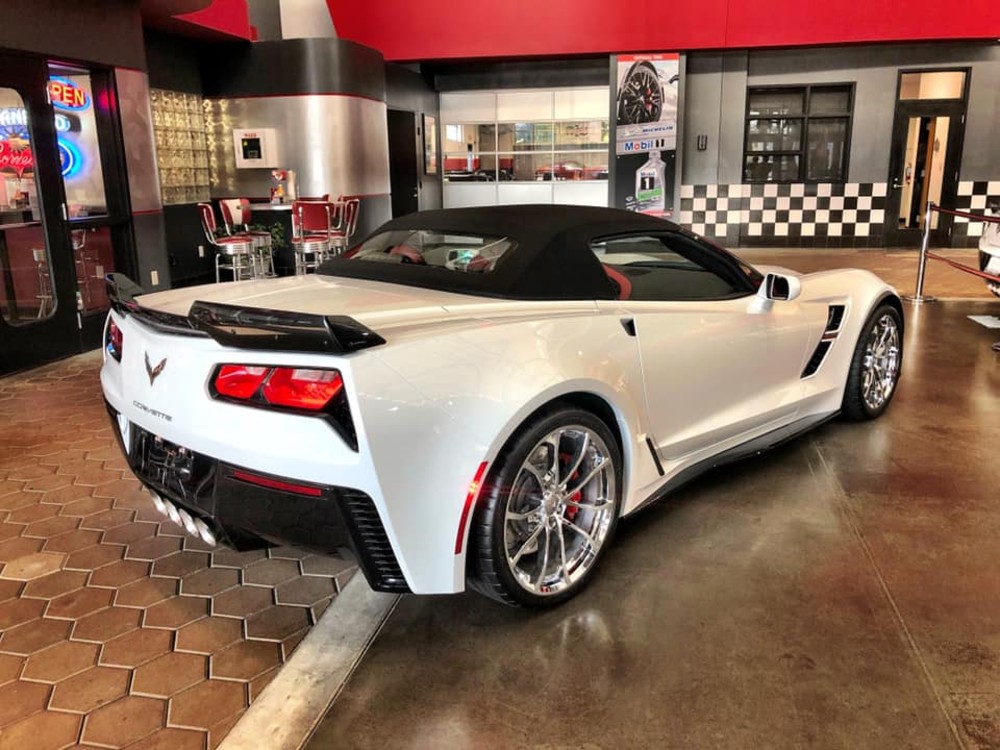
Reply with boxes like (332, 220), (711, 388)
(613, 53), (679, 217)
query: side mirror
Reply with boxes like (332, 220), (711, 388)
(750, 272), (801, 313)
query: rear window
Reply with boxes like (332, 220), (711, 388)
(348, 230), (515, 273)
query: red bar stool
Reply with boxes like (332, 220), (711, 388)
(328, 198), (360, 255)
(198, 203), (255, 283)
(220, 198), (274, 278)
(290, 200), (334, 275)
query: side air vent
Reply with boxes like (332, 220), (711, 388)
(339, 491), (410, 593)
(802, 304), (846, 378)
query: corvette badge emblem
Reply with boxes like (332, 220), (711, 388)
(144, 352), (167, 385)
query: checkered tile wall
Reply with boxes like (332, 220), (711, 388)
(679, 183), (889, 247)
(953, 181), (1000, 247)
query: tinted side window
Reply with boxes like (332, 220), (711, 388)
(591, 234), (747, 301)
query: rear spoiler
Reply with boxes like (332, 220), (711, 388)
(106, 274), (385, 354)
(187, 302), (385, 354)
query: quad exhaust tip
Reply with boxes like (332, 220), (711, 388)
(147, 488), (217, 546)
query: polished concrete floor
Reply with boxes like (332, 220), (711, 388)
(310, 298), (1000, 749)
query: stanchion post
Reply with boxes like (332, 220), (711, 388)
(904, 200), (937, 304)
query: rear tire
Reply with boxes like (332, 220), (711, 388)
(467, 406), (622, 608)
(841, 303), (903, 421)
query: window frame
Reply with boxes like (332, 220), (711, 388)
(742, 83), (855, 185)
(590, 230), (761, 302)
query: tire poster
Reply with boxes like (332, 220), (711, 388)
(613, 53), (679, 217)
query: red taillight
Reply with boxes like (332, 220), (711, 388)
(106, 319), (123, 362)
(214, 364), (270, 400)
(213, 365), (344, 412)
(262, 368), (343, 410)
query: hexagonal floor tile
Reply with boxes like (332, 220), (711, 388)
(22, 514), (81, 540)
(242, 558), (300, 586)
(0, 597), (45, 630)
(151, 551), (211, 579)
(143, 596), (209, 630)
(181, 567), (239, 598)
(115, 577), (178, 609)
(245, 605), (310, 642)
(0, 709), (81, 750)
(174, 617), (243, 655)
(46, 586), (114, 620)
(43, 529), (102, 554)
(0, 679), (51, 728)
(0, 617), (71, 655)
(132, 652), (208, 698)
(211, 586), (273, 619)
(98, 627), (173, 669)
(49, 665), (130, 713)
(0, 552), (66, 581)
(0, 653), (24, 686)
(126, 535), (183, 562)
(168, 679), (246, 730)
(102, 521), (158, 546)
(211, 640), (281, 682)
(83, 695), (166, 747)
(89, 559), (150, 588)
(128, 726), (206, 750)
(71, 606), (141, 643)
(60, 496), (114, 518)
(0, 536), (44, 564)
(21, 640), (98, 683)
(7, 502), (59, 525)
(274, 575), (336, 607)
(20, 569), (87, 599)
(80, 508), (135, 531)
(64, 543), (125, 572)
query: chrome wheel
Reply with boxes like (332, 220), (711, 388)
(861, 313), (901, 411)
(503, 426), (616, 597)
(619, 65), (662, 125)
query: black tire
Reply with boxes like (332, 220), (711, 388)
(616, 62), (663, 126)
(467, 406), (622, 608)
(841, 303), (903, 421)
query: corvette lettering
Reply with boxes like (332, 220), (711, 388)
(132, 400), (173, 422)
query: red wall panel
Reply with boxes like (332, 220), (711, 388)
(175, 0), (254, 40)
(326, 0), (1000, 61)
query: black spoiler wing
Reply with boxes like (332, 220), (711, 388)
(106, 274), (384, 354)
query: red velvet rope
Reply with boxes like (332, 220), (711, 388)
(930, 205), (1000, 223)
(925, 251), (1000, 283)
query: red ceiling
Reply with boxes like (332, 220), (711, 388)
(325, 0), (1000, 61)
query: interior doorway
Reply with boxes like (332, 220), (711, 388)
(884, 69), (968, 247)
(387, 109), (419, 218)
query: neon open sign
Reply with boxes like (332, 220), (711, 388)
(48, 77), (90, 112)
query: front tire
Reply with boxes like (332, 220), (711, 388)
(842, 303), (903, 420)
(468, 407), (622, 607)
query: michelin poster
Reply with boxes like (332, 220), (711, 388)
(613, 53), (679, 216)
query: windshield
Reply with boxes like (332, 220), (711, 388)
(348, 230), (516, 273)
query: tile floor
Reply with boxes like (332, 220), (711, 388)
(0, 352), (356, 750)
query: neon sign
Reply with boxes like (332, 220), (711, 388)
(0, 138), (33, 177)
(48, 77), (90, 112)
(0, 108), (72, 134)
(57, 138), (82, 178)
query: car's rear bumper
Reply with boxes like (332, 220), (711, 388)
(105, 400), (410, 593)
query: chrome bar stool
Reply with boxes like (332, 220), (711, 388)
(290, 200), (334, 275)
(198, 203), (255, 283)
(329, 198), (360, 255)
(220, 198), (274, 278)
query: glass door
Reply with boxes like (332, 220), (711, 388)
(0, 53), (78, 375)
(884, 70), (968, 247)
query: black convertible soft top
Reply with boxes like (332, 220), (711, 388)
(317, 205), (683, 301)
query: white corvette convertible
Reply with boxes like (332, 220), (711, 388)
(101, 206), (903, 607)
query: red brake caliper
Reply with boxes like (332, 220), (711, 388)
(560, 452), (581, 522)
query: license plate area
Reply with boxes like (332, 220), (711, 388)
(131, 426), (216, 505)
